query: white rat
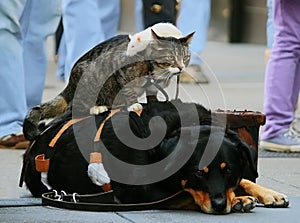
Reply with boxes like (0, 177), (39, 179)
(126, 23), (183, 56)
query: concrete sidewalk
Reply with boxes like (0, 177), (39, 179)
(0, 41), (299, 222)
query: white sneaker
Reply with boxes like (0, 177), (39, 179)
(260, 129), (300, 152)
(290, 118), (300, 136)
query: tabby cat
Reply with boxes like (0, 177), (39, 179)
(23, 30), (194, 141)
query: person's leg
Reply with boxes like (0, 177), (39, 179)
(177, 0), (211, 83)
(261, 0), (300, 151)
(0, 0), (27, 137)
(177, 0), (210, 65)
(56, 33), (66, 81)
(135, 0), (144, 32)
(265, 0), (274, 62)
(21, 0), (61, 109)
(99, 0), (120, 40)
(61, 0), (120, 82)
(266, 0), (274, 49)
(61, 0), (104, 82)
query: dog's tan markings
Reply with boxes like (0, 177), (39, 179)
(181, 180), (187, 187)
(170, 190), (200, 211)
(239, 179), (289, 207)
(183, 188), (212, 213)
(203, 166), (209, 173)
(225, 188), (236, 213)
(220, 162), (227, 169)
(181, 180), (212, 213)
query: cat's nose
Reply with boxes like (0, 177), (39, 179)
(178, 65), (184, 72)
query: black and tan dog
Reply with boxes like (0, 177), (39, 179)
(20, 100), (289, 214)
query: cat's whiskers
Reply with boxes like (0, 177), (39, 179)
(152, 68), (173, 86)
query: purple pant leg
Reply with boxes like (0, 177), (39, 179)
(262, 0), (300, 139)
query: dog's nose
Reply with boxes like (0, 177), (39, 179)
(211, 194), (227, 213)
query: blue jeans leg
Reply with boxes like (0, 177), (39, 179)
(21, 0), (61, 109)
(177, 0), (211, 65)
(60, 0), (120, 82)
(0, 0), (27, 137)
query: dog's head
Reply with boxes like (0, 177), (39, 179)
(102, 101), (258, 213)
(160, 125), (258, 214)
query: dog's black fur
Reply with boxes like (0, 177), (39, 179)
(20, 100), (259, 214)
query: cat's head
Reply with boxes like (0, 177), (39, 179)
(147, 30), (194, 87)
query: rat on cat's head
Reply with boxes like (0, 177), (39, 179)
(23, 23), (194, 141)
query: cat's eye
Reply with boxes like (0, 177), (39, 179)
(183, 55), (190, 62)
(167, 56), (175, 60)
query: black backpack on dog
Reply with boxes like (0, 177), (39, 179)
(20, 100), (212, 197)
(19, 101), (264, 211)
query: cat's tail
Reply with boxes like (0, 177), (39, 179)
(23, 95), (69, 141)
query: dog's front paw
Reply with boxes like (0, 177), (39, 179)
(232, 196), (257, 213)
(127, 103), (143, 112)
(90, 106), (108, 115)
(259, 190), (289, 208)
(239, 179), (289, 208)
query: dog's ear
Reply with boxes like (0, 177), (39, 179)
(226, 129), (258, 181)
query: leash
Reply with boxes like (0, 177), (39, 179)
(41, 190), (195, 212)
(144, 76), (170, 101)
(143, 74), (180, 101)
(175, 75), (180, 100)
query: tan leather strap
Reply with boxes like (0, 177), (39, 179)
(48, 108), (143, 146)
(94, 109), (120, 142)
(93, 109), (143, 142)
(49, 117), (88, 147)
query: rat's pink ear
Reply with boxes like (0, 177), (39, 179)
(137, 36), (142, 42)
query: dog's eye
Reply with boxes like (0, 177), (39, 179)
(193, 170), (205, 177)
(223, 167), (232, 175)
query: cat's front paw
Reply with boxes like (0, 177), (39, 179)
(90, 105), (108, 115)
(127, 103), (143, 112)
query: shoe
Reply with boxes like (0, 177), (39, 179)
(260, 129), (300, 153)
(180, 64), (209, 84)
(0, 133), (30, 149)
(290, 118), (300, 136)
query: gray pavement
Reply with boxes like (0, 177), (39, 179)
(1, 41), (300, 222)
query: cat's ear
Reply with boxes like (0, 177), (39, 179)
(129, 34), (132, 40)
(180, 32), (195, 45)
(151, 29), (161, 41)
